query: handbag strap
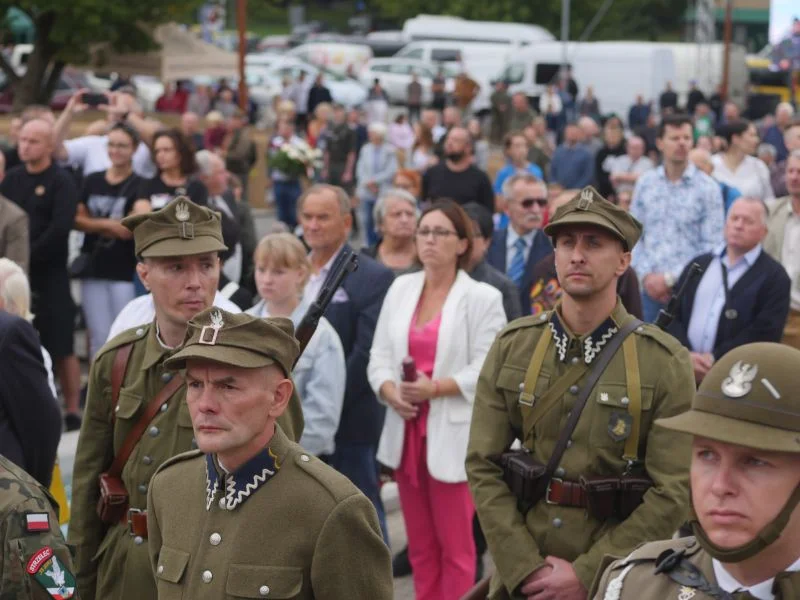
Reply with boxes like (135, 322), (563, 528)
(106, 373), (183, 479)
(537, 317), (643, 496)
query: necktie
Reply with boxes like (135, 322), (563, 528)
(508, 237), (527, 286)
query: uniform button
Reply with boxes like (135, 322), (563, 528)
(554, 467), (565, 478)
(202, 570), (213, 584)
(138, 484), (147, 494)
(157, 565), (164, 575)
(566, 411), (572, 418)
(134, 536), (144, 545)
(143, 455), (153, 465)
(259, 585), (270, 596)
(148, 426), (160, 437)
(160, 403), (169, 413)
(552, 518), (563, 528)
(566, 440), (573, 448)
(570, 357), (580, 365)
(636, 326), (644, 333)
(518, 382), (524, 391)
(621, 397), (630, 406)
(161, 372), (172, 382)
(136, 328), (145, 336)
(569, 385), (579, 395)
(210, 533), (222, 546)
(539, 313), (547, 321)
(300, 455), (310, 462)
(115, 405), (121, 413)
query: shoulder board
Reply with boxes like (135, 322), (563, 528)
(620, 536), (700, 566)
(95, 324), (151, 359)
(154, 449), (204, 477)
(293, 450), (362, 503)
(633, 322), (687, 355)
(499, 312), (552, 337)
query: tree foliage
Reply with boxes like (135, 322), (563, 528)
(0, 0), (203, 109)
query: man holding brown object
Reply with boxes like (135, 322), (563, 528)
(68, 197), (304, 600)
(466, 187), (695, 599)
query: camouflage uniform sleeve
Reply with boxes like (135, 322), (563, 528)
(66, 352), (117, 600)
(572, 342), (694, 588)
(1, 496), (74, 600)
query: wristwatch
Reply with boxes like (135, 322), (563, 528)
(663, 272), (676, 288)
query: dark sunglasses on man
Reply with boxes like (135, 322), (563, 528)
(519, 197), (548, 209)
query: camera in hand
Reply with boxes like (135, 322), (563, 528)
(82, 92), (108, 107)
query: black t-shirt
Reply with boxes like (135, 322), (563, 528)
(422, 163), (494, 213)
(79, 171), (141, 281)
(138, 176), (208, 210)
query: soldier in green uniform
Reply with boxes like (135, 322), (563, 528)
(68, 198), (304, 600)
(466, 186), (695, 599)
(1, 454), (76, 600)
(592, 342), (800, 600)
(147, 308), (393, 599)
(322, 104), (357, 194)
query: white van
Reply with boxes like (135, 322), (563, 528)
(495, 42), (676, 121)
(286, 42), (373, 75)
(401, 15), (554, 46)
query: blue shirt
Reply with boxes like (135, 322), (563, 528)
(549, 144), (594, 189)
(493, 162), (544, 196)
(246, 298), (346, 456)
(631, 164), (724, 281)
(687, 244), (762, 354)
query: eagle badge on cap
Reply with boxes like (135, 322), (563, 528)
(578, 188), (594, 210)
(199, 311), (224, 345)
(721, 361), (758, 398)
(678, 586), (696, 600)
(175, 202), (191, 222)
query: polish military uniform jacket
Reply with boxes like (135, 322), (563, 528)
(68, 323), (305, 600)
(0, 454), (76, 600)
(146, 424), (393, 600)
(590, 537), (800, 599)
(466, 300), (695, 598)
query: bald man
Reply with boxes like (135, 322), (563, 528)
(0, 119), (81, 430)
(689, 146), (741, 214)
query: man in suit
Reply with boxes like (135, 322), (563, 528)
(300, 183), (395, 542)
(0, 309), (61, 487)
(764, 150), (800, 349)
(669, 197), (791, 383)
(487, 173), (554, 315)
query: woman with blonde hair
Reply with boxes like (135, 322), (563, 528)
(307, 102), (332, 148)
(246, 233), (345, 457)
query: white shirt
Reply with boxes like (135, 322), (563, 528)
(711, 154), (775, 202)
(63, 135), (157, 178)
(302, 246), (349, 306)
(781, 206), (800, 311)
(505, 227), (539, 271)
(713, 556), (800, 599)
(106, 292), (241, 341)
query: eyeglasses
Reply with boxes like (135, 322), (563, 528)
(415, 228), (458, 239)
(519, 197), (548, 209)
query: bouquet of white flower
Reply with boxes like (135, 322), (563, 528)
(270, 139), (324, 179)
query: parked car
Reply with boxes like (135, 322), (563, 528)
(358, 58), (456, 105)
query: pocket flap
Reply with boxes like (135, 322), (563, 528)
(594, 383), (654, 410)
(226, 565), (303, 598)
(155, 546), (190, 584)
(115, 390), (142, 419)
(496, 365), (526, 392)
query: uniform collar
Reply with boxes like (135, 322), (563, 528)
(205, 425), (291, 511)
(548, 300), (629, 364)
(140, 321), (178, 371)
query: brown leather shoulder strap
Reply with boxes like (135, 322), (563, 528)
(110, 343), (135, 423)
(107, 376), (183, 478)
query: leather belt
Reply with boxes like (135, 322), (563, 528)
(545, 478), (587, 508)
(121, 508), (149, 538)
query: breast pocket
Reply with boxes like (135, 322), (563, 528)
(496, 366), (551, 441)
(154, 546), (190, 600)
(589, 382), (654, 451)
(226, 565), (303, 599)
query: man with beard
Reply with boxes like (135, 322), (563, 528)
(421, 126), (494, 212)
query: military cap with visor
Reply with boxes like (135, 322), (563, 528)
(656, 342), (800, 564)
(543, 186), (643, 251)
(121, 196), (228, 258)
(164, 308), (300, 376)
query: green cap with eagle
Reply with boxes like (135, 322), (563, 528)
(121, 196), (227, 258)
(164, 308), (300, 376)
(657, 342), (800, 453)
(543, 185), (643, 251)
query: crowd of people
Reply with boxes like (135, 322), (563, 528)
(2, 66), (800, 600)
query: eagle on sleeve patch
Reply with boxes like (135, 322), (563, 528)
(26, 546), (76, 599)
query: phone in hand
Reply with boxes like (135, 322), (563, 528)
(81, 92), (108, 107)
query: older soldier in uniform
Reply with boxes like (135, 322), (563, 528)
(69, 198), (304, 600)
(592, 342), (800, 600)
(147, 309), (393, 599)
(0, 454), (76, 599)
(466, 186), (695, 600)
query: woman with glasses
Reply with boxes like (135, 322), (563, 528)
(368, 199), (507, 600)
(73, 123), (143, 359)
(361, 188), (419, 276)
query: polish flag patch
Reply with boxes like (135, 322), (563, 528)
(25, 513), (50, 532)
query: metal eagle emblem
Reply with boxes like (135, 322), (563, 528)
(721, 361), (758, 398)
(578, 188), (594, 209)
(175, 202), (191, 222)
(199, 311), (224, 345)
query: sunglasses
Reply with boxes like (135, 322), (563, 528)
(520, 197), (548, 209)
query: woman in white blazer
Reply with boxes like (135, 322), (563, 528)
(368, 200), (507, 600)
